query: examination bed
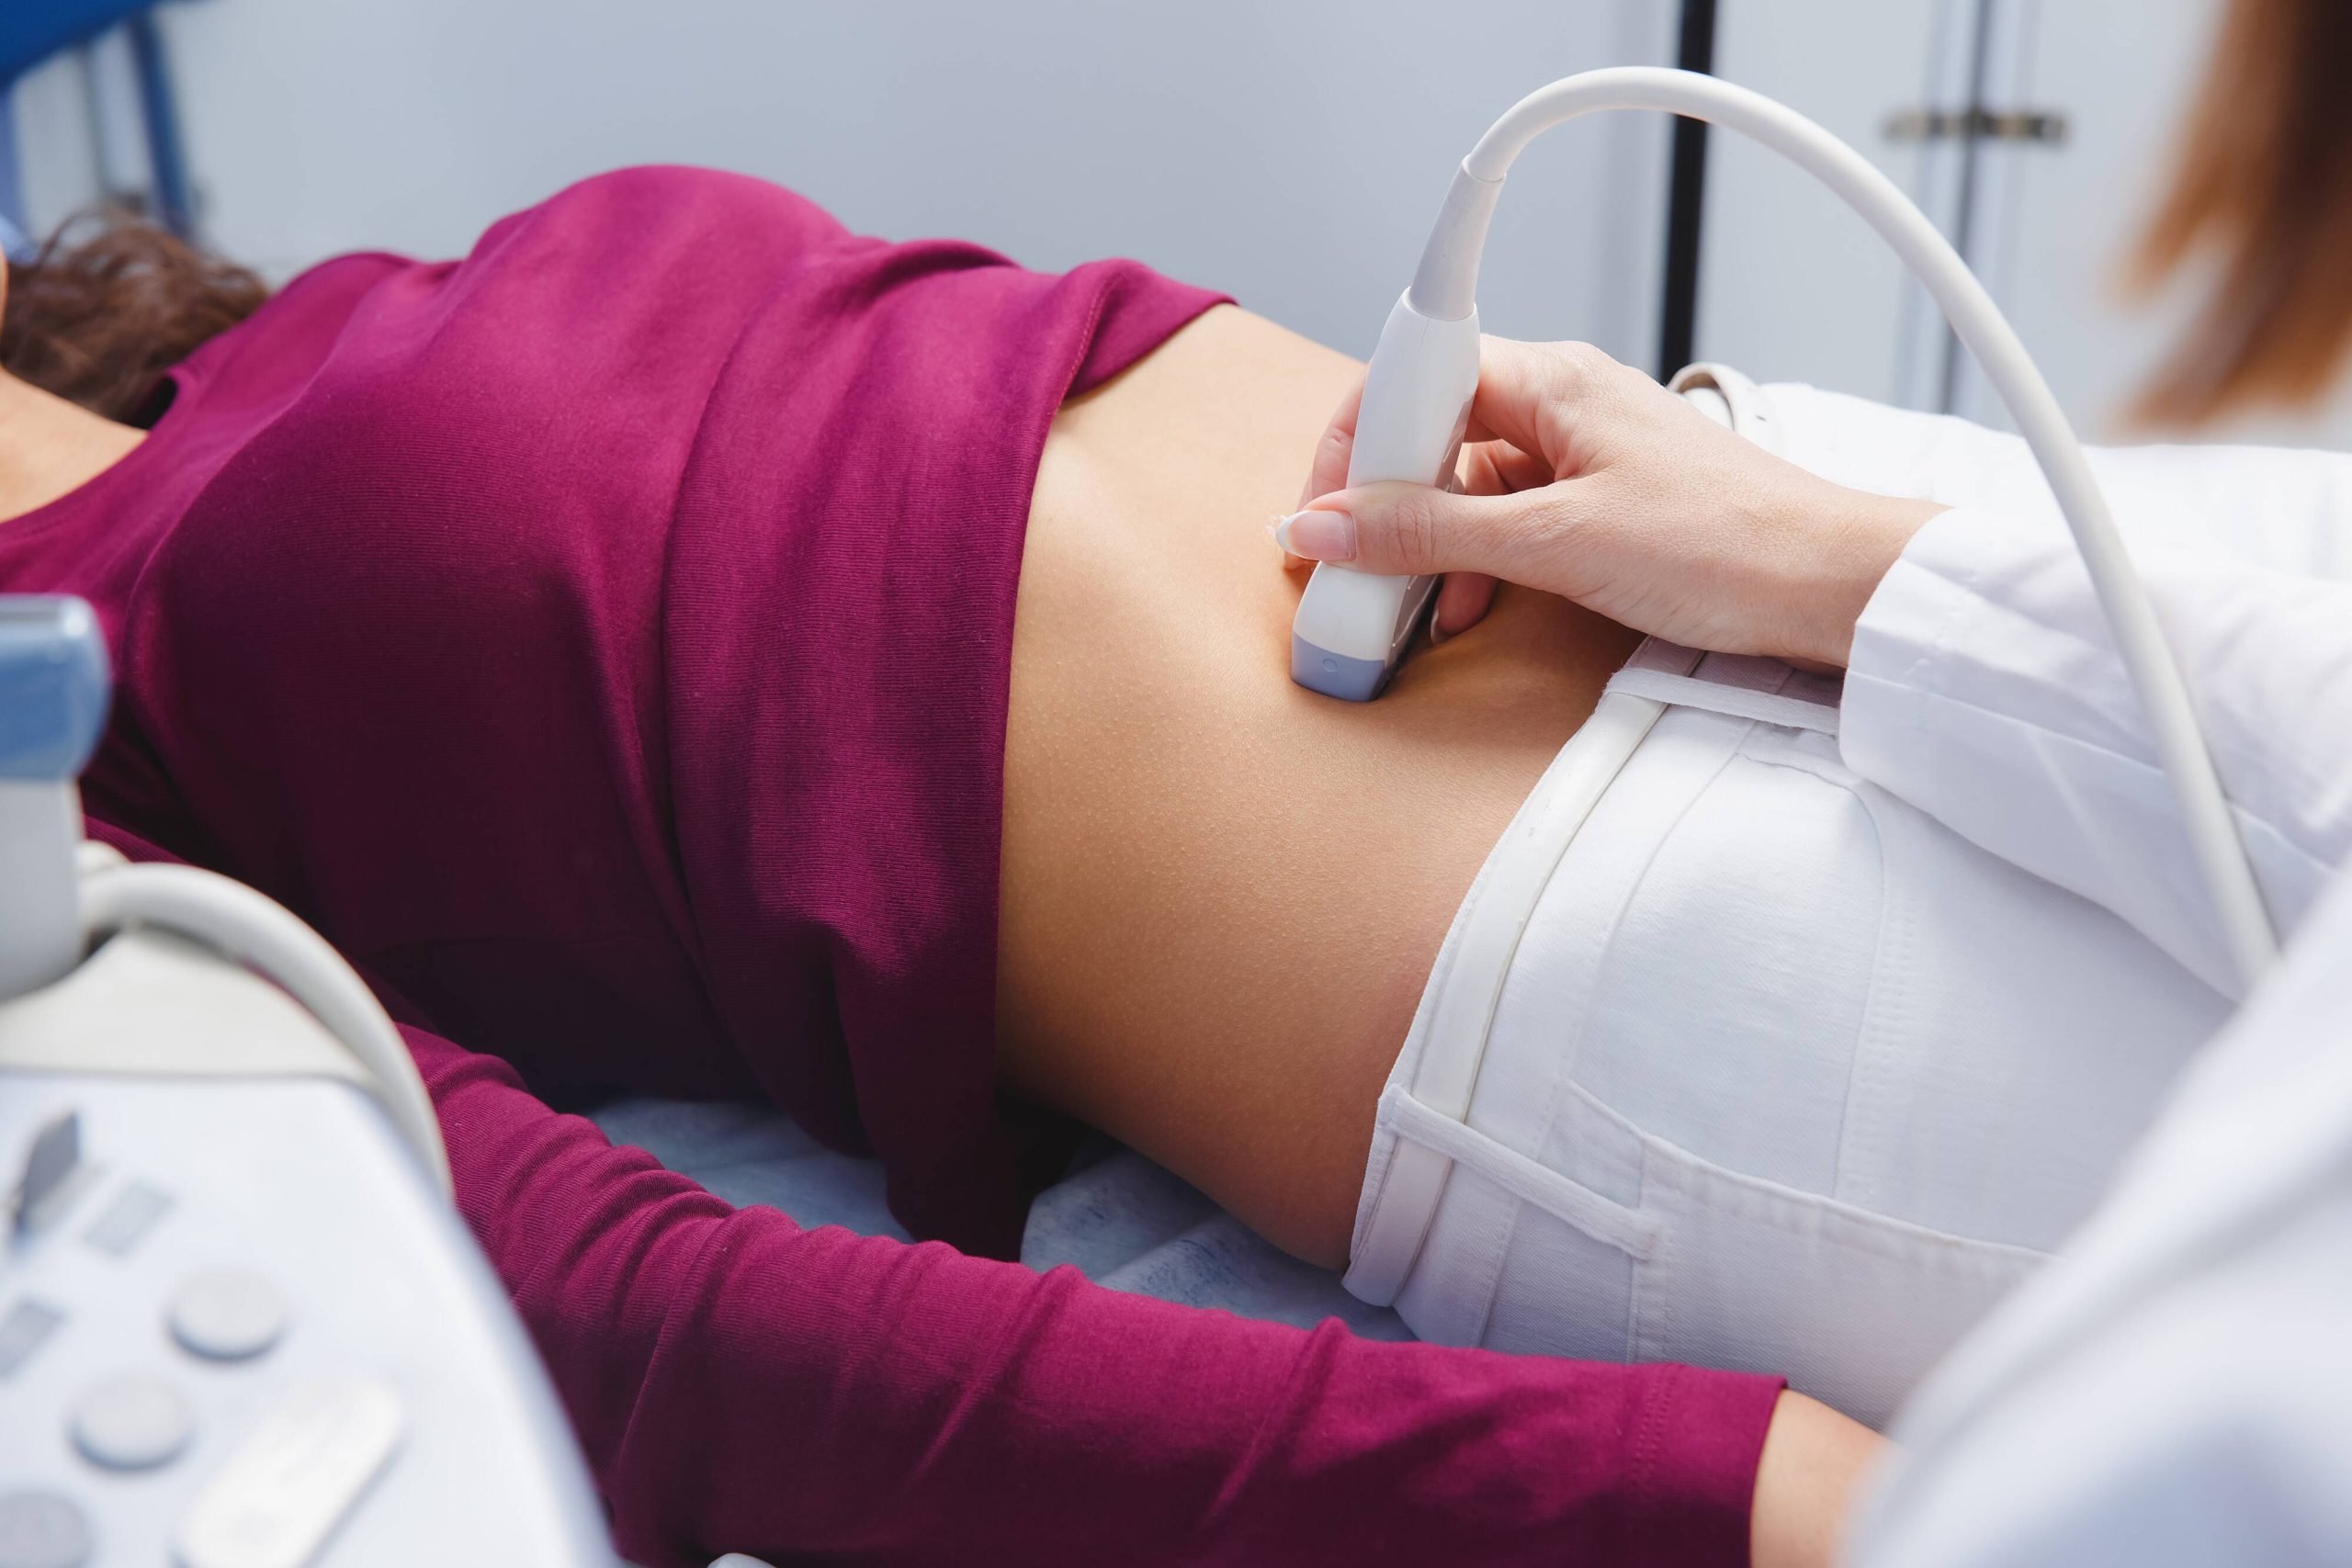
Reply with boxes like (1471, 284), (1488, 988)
(591, 1097), (1410, 1337)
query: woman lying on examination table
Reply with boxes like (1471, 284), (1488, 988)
(0, 182), (1864, 1568)
(9, 130), (2329, 1559)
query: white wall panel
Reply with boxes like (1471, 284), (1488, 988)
(1693, 0), (1942, 402)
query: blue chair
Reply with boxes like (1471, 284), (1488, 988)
(0, 0), (196, 253)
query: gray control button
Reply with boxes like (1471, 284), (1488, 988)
(169, 1270), (285, 1363)
(69, 1374), (192, 1471)
(82, 1181), (171, 1258)
(0, 1490), (92, 1568)
(0, 1300), (64, 1380)
(10, 1113), (92, 1235)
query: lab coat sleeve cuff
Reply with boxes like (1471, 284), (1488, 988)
(1838, 503), (2346, 990)
(1846, 504), (2034, 716)
(1841, 506), (2030, 827)
(1834, 504), (2241, 981)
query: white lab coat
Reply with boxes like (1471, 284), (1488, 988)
(1850, 874), (2352, 1566)
(1753, 388), (2352, 1565)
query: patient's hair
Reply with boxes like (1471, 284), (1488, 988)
(3, 209), (268, 423)
(2132, 0), (2352, 424)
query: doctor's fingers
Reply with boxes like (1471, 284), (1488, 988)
(1298, 337), (1638, 522)
(1464, 336), (1638, 473)
(1291, 334), (1609, 518)
(1296, 379), (1364, 511)
(1284, 379), (1365, 570)
(1421, 440), (1541, 636)
(1431, 570), (1500, 640)
(1289, 335), (1586, 546)
(1278, 478), (1597, 594)
(1459, 436), (1552, 496)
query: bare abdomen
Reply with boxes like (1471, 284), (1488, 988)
(995, 306), (1636, 1268)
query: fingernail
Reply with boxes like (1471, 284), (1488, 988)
(1272, 508), (1357, 562)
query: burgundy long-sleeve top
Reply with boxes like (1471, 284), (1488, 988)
(1, 167), (1781, 1564)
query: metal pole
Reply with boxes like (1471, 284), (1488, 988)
(125, 10), (192, 235)
(1656, 0), (1719, 378)
(0, 83), (28, 255)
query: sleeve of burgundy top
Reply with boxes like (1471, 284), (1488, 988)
(408, 1021), (1781, 1568)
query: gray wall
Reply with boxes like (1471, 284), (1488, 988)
(11, 0), (1679, 366)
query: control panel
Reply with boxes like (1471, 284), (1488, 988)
(0, 934), (615, 1568)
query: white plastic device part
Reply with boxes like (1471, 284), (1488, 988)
(1290, 293), (1484, 700)
(2, 593), (452, 1196)
(75, 861), (455, 1198)
(0, 779), (82, 1001)
(1292, 65), (2277, 989)
(0, 595), (109, 1003)
(1667, 362), (1787, 457)
(0, 1069), (615, 1562)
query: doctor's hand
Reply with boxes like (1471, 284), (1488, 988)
(1283, 338), (1943, 667)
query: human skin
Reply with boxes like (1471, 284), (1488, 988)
(995, 304), (1638, 1269)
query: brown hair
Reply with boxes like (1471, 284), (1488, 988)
(2132, 0), (2352, 424)
(3, 209), (269, 423)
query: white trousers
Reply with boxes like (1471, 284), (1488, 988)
(1344, 638), (2230, 1427)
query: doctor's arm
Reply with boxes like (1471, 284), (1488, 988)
(398, 1019), (1869, 1568)
(1839, 505), (2349, 992)
(1282, 339), (2351, 989)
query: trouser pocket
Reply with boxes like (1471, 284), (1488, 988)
(1625, 1101), (2047, 1427)
(1396, 1083), (2048, 1429)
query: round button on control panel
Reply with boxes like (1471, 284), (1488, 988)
(69, 1374), (192, 1472)
(169, 1269), (286, 1362)
(0, 1490), (93, 1568)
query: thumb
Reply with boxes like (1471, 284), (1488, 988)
(1279, 480), (1557, 582)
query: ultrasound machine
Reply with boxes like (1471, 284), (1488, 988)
(0, 594), (616, 1568)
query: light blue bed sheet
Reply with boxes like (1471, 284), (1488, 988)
(590, 1097), (1410, 1340)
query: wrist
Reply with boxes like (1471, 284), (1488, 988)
(1784, 489), (1942, 669)
(1750, 1391), (1885, 1568)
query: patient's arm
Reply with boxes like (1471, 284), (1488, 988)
(997, 306), (1639, 1267)
(405, 1004), (1793, 1568)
